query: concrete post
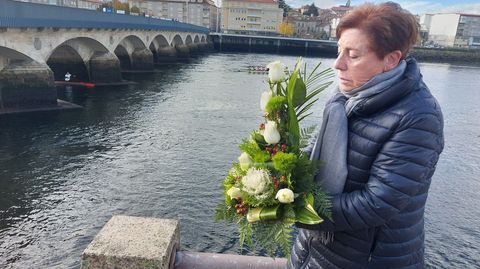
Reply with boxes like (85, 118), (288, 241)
(81, 215), (179, 269)
(81, 216), (289, 269)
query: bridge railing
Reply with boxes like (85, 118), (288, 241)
(0, 0), (209, 34)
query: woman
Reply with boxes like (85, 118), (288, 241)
(289, 2), (444, 269)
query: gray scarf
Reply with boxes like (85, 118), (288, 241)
(309, 60), (406, 243)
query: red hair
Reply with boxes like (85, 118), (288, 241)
(336, 2), (419, 59)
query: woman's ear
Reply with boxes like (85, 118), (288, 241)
(383, 50), (402, 72)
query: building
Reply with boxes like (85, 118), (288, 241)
(15, 0), (102, 10)
(128, 0), (218, 31)
(285, 15), (330, 39)
(221, 0), (283, 35)
(425, 13), (480, 48)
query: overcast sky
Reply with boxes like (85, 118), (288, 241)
(284, 0), (480, 15)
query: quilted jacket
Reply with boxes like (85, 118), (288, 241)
(288, 58), (444, 269)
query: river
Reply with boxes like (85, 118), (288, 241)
(0, 53), (479, 268)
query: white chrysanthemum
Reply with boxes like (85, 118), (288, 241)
(241, 168), (271, 196)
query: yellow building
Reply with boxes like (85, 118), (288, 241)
(221, 0), (283, 35)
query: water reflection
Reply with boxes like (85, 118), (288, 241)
(0, 54), (479, 268)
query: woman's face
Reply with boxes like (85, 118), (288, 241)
(334, 28), (386, 92)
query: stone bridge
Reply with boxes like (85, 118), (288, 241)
(0, 0), (211, 114)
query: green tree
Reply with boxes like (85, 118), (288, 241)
(278, 0), (291, 17)
(130, 6), (140, 14)
(303, 3), (319, 17)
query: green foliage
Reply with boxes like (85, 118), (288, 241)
(272, 152), (297, 174)
(216, 58), (333, 259)
(266, 96), (287, 114)
(286, 67), (301, 153)
(314, 188), (332, 221)
(300, 125), (317, 149)
(215, 203), (237, 222)
(292, 76), (306, 107)
(239, 138), (260, 157)
(294, 194), (323, 225)
(251, 205), (296, 257)
(239, 218), (255, 251)
(130, 5), (140, 13)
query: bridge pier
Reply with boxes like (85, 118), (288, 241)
(88, 52), (122, 84)
(0, 61), (56, 109)
(131, 48), (154, 70)
(156, 46), (178, 64)
(175, 45), (190, 61)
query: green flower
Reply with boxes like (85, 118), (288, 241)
(272, 152), (297, 174)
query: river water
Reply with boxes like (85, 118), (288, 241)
(0, 53), (479, 268)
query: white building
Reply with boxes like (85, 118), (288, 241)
(424, 13), (480, 48)
(128, 0), (218, 31)
(221, 0), (283, 35)
(16, 0), (102, 10)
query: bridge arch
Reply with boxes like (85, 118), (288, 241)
(171, 35), (184, 46)
(0, 47), (37, 71)
(114, 35), (148, 70)
(47, 37), (120, 83)
(194, 35), (200, 44)
(185, 35), (193, 45)
(201, 36), (206, 43)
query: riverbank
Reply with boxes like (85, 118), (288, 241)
(411, 47), (480, 65)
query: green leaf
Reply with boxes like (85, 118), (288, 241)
(292, 76), (306, 107)
(295, 193), (323, 225)
(286, 69), (300, 152)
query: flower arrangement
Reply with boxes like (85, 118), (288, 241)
(215, 59), (334, 257)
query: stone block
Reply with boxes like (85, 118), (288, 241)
(81, 216), (180, 269)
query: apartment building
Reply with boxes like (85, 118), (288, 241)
(423, 13), (480, 48)
(15, 0), (102, 10)
(221, 0), (283, 35)
(128, 0), (218, 31)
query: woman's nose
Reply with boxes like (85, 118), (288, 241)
(334, 53), (346, 71)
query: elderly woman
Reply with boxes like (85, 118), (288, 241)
(289, 2), (444, 269)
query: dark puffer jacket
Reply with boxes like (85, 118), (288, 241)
(288, 58), (444, 269)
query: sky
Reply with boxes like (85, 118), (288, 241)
(285, 0), (480, 15)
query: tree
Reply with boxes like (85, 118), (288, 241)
(278, 0), (291, 17)
(130, 6), (140, 14)
(303, 3), (319, 17)
(278, 22), (295, 37)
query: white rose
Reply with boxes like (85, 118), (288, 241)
(241, 168), (271, 195)
(260, 91), (273, 112)
(263, 121), (280, 145)
(266, 61), (287, 83)
(238, 152), (252, 171)
(275, 188), (294, 203)
(227, 187), (242, 199)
